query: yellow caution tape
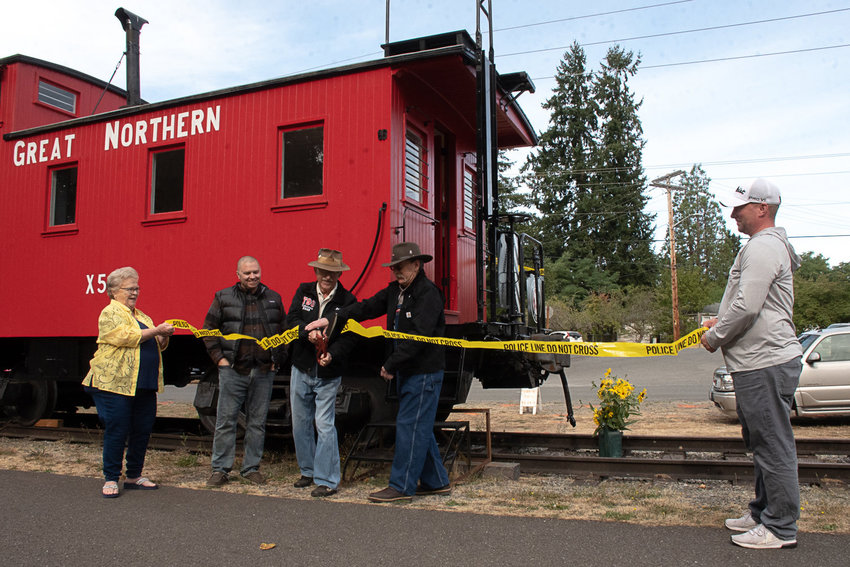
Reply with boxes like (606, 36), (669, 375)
(166, 318), (706, 358)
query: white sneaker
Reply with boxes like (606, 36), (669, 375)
(731, 524), (797, 549)
(724, 512), (758, 532)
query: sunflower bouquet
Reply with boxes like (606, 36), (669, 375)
(590, 368), (647, 436)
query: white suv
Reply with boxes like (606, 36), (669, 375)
(710, 327), (850, 418)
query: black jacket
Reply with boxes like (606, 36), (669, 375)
(341, 269), (445, 375)
(287, 281), (358, 378)
(202, 282), (285, 368)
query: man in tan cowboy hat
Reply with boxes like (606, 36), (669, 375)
(307, 241), (450, 503)
(286, 248), (358, 497)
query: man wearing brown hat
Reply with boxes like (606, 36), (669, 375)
(287, 248), (358, 497)
(307, 242), (450, 502)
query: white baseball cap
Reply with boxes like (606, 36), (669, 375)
(721, 178), (781, 207)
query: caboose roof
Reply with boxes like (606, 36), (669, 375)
(3, 31), (537, 147)
(0, 54), (132, 100)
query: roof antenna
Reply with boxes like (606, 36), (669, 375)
(385, 0), (391, 45)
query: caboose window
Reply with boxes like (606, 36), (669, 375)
(281, 126), (323, 199)
(49, 166), (77, 226)
(151, 148), (185, 214)
(463, 167), (477, 231)
(404, 128), (427, 204)
(38, 80), (77, 114)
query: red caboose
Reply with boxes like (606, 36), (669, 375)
(1, 20), (570, 429)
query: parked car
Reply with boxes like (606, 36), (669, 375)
(710, 327), (850, 418)
(551, 331), (583, 342)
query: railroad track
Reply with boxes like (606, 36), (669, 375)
(0, 415), (215, 451)
(469, 431), (850, 484)
(3, 418), (848, 485)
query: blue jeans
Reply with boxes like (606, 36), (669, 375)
(290, 365), (341, 489)
(733, 357), (802, 540)
(88, 387), (157, 482)
(211, 365), (274, 475)
(389, 370), (449, 495)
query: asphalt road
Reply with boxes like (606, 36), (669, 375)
(162, 346), (724, 406)
(4, 470), (848, 566)
(468, 346), (726, 404)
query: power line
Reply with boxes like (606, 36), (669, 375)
(289, 51), (381, 75)
(521, 171), (850, 187)
(532, 234), (850, 245)
(500, 8), (850, 58)
(284, 1), (695, 75)
(285, 8), (849, 96)
(708, 171), (850, 180)
(491, 0), (694, 33)
(529, 43), (850, 80)
(519, 152), (850, 178)
(642, 43), (850, 70)
(646, 152), (850, 169)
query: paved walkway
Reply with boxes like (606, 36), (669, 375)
(1, 469), (847, 566)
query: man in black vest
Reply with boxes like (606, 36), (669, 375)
(203, 256), (284, 487)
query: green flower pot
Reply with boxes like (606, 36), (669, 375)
(598, 427), (623, 458)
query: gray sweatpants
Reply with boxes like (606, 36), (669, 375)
(732, 356), (802, 540)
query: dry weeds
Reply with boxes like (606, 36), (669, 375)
(1, 399), (849, 534)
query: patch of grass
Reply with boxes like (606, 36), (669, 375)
(24, 447), (48, 461)
(624, 486), (662, 500)
(571, 486), (621, 508)
(175, 453), (200, 468)
(604, 510), (636, 521)
(362, 475), (388, 488)
(263, 450), (295, 465)
(497, 497), (526, 509)
(648, 504), (679, 516)
(444, 499), (464, 507)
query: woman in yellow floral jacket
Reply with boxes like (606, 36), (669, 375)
(83, 267), (174, 498)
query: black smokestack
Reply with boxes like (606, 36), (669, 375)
(115, 7), (148, 106)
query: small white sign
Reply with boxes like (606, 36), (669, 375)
(519, 387), (542, 415)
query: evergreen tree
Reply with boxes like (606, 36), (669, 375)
(522, 42), (597, 260)
(497, 151), (530, 216)
(590, 46), (657, 288)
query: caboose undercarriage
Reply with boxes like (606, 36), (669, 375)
(1, 318), (568, 431)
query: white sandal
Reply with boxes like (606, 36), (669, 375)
(102, 481), (120, 498)
(124, 477), (158, 490)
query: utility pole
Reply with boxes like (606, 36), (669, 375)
(650, 170), (686, 340)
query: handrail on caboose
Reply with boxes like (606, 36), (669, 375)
(392, 204), (439, 241)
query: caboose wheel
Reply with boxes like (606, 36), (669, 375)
(4, 379), (58, 426)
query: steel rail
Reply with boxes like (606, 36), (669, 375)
(482, 452), (850, 485)
(3, 421), (848, 484)
(470, 431), (850, 457)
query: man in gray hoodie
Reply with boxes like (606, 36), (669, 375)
(701, 178), (803, 549)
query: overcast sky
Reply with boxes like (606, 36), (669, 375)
(3, 0), (848, 264)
